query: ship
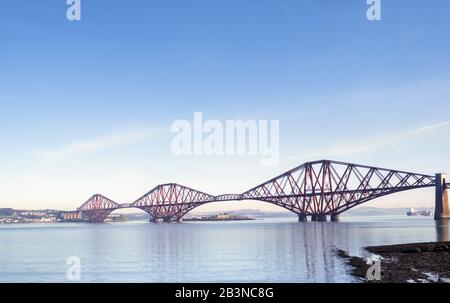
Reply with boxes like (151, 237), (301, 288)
(406, 208), (432, 216)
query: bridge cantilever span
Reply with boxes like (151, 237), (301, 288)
(73, 160), (447, 223)
(241, 160), (436, 221)
(131, 183), (215, 222)
(77, 194), (121, 222)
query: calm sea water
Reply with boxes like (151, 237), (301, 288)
(0, 215), (449, 283)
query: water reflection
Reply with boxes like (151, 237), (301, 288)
(436, 219), (450, 242)
(0, 216), (445, 282)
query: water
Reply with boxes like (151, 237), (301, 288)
(0, 216), (449, 282)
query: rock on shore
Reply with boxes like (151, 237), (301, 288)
(337, 242), (450, 283)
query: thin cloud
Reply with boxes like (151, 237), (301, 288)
(37, 128), (163, 161)
(415, 121), (450, 132)
(294, 121), (450, 160)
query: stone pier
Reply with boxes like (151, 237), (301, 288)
(330, 214), (340, 222)
(311, 214), (327, 222)
(435, 173), (449, 220)
(298, 214), (307, 222)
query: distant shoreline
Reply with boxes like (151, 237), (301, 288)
(183, 213), (256, 222)
(183, 218), (255, 222)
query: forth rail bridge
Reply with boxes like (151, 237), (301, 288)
(64, 160), (450, 223)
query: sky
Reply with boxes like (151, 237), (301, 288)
(0, 0), (450, 212)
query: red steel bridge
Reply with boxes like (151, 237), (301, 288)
(72, 160), (450, 223)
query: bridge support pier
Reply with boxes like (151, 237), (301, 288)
(298, 214), (307, 222)
(435, 173), (450, 220)
(331, 214), (340, 222)
(163, 217), (173, 223)
(311, 214), (327, 222)
(317, 214), (327, 222)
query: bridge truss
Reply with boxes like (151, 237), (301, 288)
(77, 194), (121, 222)
(242, 160), (435, 217)
(132, 184), (215, 222)
(75, 160), (437, 222)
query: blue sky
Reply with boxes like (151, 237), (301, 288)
(1, 0), (450, 211)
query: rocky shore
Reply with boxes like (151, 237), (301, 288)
(337, 242), (450, 283)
